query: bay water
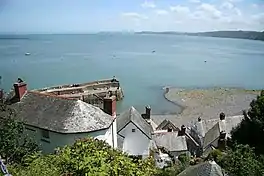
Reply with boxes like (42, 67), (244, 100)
(1, 34), (264, 114)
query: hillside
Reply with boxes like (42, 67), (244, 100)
(136, 31), (264, 41)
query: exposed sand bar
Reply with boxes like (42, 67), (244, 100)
(153, 88), (261, 126)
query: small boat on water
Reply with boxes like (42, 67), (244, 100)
(25, 52), (31, 56)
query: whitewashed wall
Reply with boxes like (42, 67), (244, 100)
(24, 124), (112, 154)
(119, 122), (150, 156)
(103, 121), (117, 148)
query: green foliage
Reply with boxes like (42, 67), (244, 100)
(8, 138), (157, 176)
(231, 90), (264, 154)
(8, 154), (61, 176)
(206, 149), (223, 163)
(220, 91), (264, 175)
(218, 145), (264, 176)
(58, 138), (156, 176)
(155, 155), (191, 176)
(0, 102), (38, 164)
(155, 162), (185, 176)
(177, 154), (190, 167)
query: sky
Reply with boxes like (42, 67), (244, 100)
(0, 0), (263, 33)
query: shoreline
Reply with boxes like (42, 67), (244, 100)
(162, 87), (186, 115)
(155, 87), (261, 125)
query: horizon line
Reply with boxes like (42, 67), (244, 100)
(0, 30), (263, 35)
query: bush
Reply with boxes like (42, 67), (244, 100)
(218, 145), (264, 176)
(7, 138), (157, 176)
(178, 153), (190, 166)
(206, 149), (223, 163)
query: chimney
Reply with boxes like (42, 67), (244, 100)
(103, 96), (116, 117)
(178, 125), (186, 136)
(13, 82), (27, 101)
(141, 105), (151, 120)
(198, 117), (202, 122)
(145, 105), (151, 120)
(220, 112), (225, 121)
(218, 131), (226, 151)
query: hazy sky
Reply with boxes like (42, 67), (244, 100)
(0, 0), (263, 33)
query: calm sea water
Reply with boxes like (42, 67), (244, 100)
(1, 34), (264, 114)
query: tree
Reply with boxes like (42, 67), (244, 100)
(58, 138), (157, 176)
(231, 90), (264, 154)
(7, 138), (157, 176)
(218, 145), (264, 176)
(0, 102), (38, 164)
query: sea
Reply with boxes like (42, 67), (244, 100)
(1, 33), (264, 114)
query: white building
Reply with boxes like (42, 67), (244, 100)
(116, 106), (153, 158)
(10, 82), (117, 153)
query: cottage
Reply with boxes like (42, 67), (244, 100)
(9, 81), (117, 153)
(116, 106), (153, 158)
(153, 132), (188, 160)
(189, 113), (244, 156)
(156, 119), (179, 132)
(178, 160), (226, 176)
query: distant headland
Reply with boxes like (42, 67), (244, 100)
(136, 30), (264, 42)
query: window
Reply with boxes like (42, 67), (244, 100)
(41, 129), (50, 139)
(132, 129), (136, 132)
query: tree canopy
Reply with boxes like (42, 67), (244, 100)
(216, 90), (264, 176)
(0, 102), (38, 164)
(231, 90), (264, 154)
(218, 145), (264, 176)
(7, 138), (157, 176)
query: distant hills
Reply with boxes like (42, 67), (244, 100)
(136, 31), (264, 41)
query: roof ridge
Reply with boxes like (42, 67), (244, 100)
(28, 91), (77, 101)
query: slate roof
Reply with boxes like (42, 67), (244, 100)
(13, 91), (113, 133)
(117, 106), (153, 139)
(203, 123), (221, 149)
(153, 132), (187, 152)
(188, 115), (243, 148)
(190, 115), (243, 139)
(156, 119), (179, 131)
(178, 161), (225, 176)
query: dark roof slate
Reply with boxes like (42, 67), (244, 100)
(153, 132), (187, 152)
(13, 92), (113, 133)
(203, 123), (220, 149)
(178, 161), (224, 176)
(117, 106), (153, 139)
(156, 119), (179, 131)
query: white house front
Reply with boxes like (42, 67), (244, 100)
(117, 106), (153, 157)
(10, 81), (118, 153)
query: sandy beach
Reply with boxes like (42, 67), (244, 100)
(151, 88), (260, 127)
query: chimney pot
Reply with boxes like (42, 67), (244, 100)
(13, 82), (27, 101)
(103, 96), (116, 117)
(145, 105), (151, 120)
(178, 125), (186, 136)
(220, 112), (225, 120)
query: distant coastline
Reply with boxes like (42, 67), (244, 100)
(136, 30), (264, 42)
